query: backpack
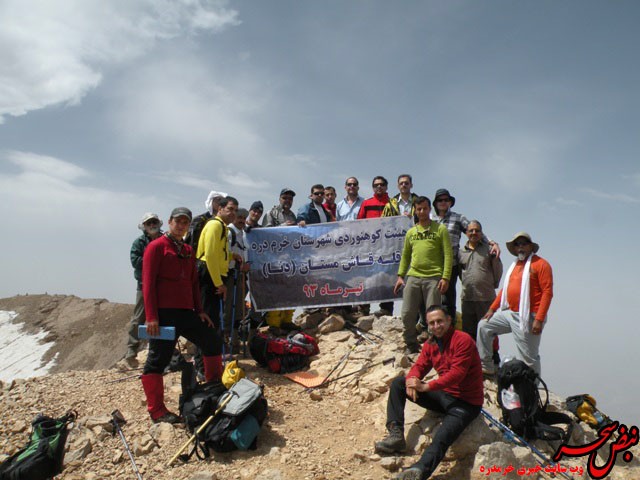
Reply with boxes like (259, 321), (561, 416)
(0, 410), (77, 480)
(565, 394), (610, 430)
(185, 212), (211, 251)
(179, 368), (267, 459)
(250, 331), (319, 374)
(497, 360), (572, 441)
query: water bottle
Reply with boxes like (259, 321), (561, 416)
(501, 385), (521, 410)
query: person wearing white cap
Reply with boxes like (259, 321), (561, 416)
(477, 232), (553, 376)
(122, 212), (163, 367)
(185, 190), (228, 248)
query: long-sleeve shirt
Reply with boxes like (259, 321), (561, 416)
(397, 222), (452, 280)
(490, 255), (553, 322)
(196, 216), (229, 287)
(262, 205), (297, 227)
(142, 234), (202, 322)
(407, 328), (484, 406)
(458, 240), (503, 301)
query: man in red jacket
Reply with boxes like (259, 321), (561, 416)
(357, 175), (390, 219)
(141, 207), (217, 424)
(375, 305), (483, 480)
(356, 176), (392, 316)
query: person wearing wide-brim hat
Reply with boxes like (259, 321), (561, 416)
(505, 231), (539, 256)
(120, 212), (164, 369)
(430, 188), (501, 322)
(477, 231), (553, 376)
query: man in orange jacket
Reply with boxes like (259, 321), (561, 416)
(477, 232), (553, 376)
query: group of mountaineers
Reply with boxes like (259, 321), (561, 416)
(125, 173), (554, 480)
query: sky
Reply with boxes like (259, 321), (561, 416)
(0, 1), (638, 422)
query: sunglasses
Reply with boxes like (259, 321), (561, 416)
(346, 182), (358, 187)
(513, 240), (531, 247)
(435, 197), (451, 203)
(312, 191), (324, 196)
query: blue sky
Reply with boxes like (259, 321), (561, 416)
(1, 1), (638, 421)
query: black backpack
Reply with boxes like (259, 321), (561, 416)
(497, 360), (572, 441)
(185, 212), (211, 251)
(0, 410), (77, 480)
(179, 366), (268, 460)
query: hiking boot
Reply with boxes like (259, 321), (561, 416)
(374, 423), (406, 454)
(394, 466), (426, 480)
(482, 368), (496, 379)
(403, 344), (420, 356)
(152, 411), (182, 424)
(373, 308), (392, 318)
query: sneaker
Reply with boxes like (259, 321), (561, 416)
(394, 467), (425, 480)
(374, 423), (406, 454)
(152, 411), (182, 424)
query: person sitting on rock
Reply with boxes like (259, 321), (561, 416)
(140, 207), (216, 424)
(375, 305), (483, 480)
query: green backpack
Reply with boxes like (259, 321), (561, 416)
(0, 410), (77, 480)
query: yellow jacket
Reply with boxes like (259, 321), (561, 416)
(196, 216), (229, 287)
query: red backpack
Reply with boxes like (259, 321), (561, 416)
(250, 332), (319, 373)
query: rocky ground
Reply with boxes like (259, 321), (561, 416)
(0, 295), (638, 479)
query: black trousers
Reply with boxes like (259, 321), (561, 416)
(443, 264), (460, 318)
(198, 263), (225, 356)
(143, 308), (218, 374)
(386, 376), (480, 476)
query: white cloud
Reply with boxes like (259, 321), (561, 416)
(0, 150), (156, 222)
(110, 54), (266, 169)
(219, 170), (269, 189)
(555, 197), (582, 207)
(622, 172), (640, 187)
(153, 171), (217, 190)
(581, 188), (640, 204)
(0, 0), (239, 122)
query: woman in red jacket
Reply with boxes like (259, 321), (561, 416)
(141, 207), (220, 424)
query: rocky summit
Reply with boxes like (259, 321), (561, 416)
(0, 295), (638, 479)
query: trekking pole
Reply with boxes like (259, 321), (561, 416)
(229, 268), (239, 358)
(304, 338), (364, 393)
(240, 270), (248, 358)
(106, 373), (142, 384)
(344, 323), (380, 345)
(481, 409), (572, 480)
(167, 393), (234, 466)
(219, 297), (227, 365)
(111, 410), (143, 480)
(312, 357), (395, 389)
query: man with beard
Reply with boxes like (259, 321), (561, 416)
(123, 212), (163, 367)
(262, 188), (297, 327)
(263, 188), (297, 227)
(477, 232), (553, 376)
